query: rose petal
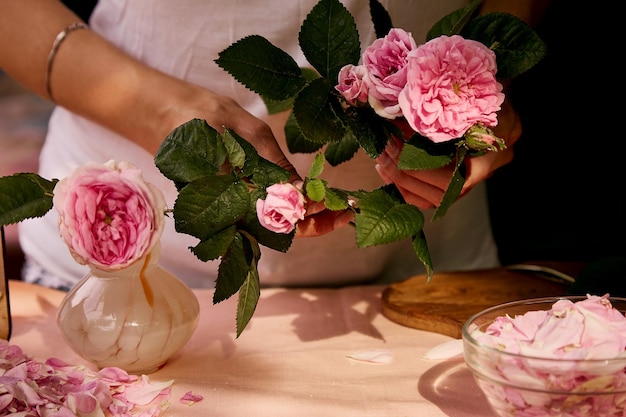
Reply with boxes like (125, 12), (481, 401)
(346, 349), (394, 364)
(180, 390), (204, 405)
(124, 375), (174, 405)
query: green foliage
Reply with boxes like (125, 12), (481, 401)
(398, 135), (455, 170)
(355, 187), (425, 247)
(369, 0), (393, 38)
(305, 178), (327, 202)
(190, 226), (237, 262)
(284, 112), (324, 154)
(156, 119), (297, 336)
(155, 118), (226, 184)
(215, 35), (306, 101)
(432, 147), (468, 221)
(211, 0), (548, 297)
(463, 13), (547, 78)
(299, 0), (361, 81)
(412, 232), (433, 281)
(0, 173), (57, 226)
(292, 78), (346, 144)
(236, 256), (261, 337)
(324, 187), (350, 211)
(173, 175), (250, 240)
(308, 153), (326, 178)
(426, 0), (482, 40)
(324, 133), (359, 166)
(426, 0), (547, 79)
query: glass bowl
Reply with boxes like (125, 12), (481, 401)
(462, 296), (626, 417)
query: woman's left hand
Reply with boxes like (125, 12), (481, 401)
(375, 97), (522, 210)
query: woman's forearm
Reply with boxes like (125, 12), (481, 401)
(0, 0), (199, 154)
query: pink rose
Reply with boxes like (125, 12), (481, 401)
(335, 64), (369, 107)
(256, 183), (305, 234)
(53, 160), (166, 271)
(399, 35), (504, 143)
(362, 28), (418, 119)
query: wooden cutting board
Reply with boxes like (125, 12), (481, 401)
(381, 267), (569, 339)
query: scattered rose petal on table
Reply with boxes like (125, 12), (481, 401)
(180, 391), (204, 405)
(346, 349), (394, 364)
(422, 339), (464, 360)
(125, 375), (174, 405)
(0, 340), (173, 416)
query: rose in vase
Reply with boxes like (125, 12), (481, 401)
(53, 160), (166, 271)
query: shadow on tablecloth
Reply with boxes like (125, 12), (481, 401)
(418, 359), (497, 417)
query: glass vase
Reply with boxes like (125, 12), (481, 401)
(56, 243), (200, 374)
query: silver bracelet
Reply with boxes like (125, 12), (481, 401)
(45, 22), (88, 102)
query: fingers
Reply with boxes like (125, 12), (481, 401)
(375, 147), (451, 209)
(464, 146), (514, 189)
(296, 209), (354, 238)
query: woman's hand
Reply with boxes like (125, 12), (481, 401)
(375, 97), (522, 210)
(295, 200), (354, 238)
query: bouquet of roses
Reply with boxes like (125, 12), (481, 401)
(0, 0), (546, 336)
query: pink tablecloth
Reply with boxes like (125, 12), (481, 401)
(7, 280), (496, 417)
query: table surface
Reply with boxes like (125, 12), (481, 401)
(7, 279), (499, 417)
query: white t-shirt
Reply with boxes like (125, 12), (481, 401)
(19, 0), (499, 288)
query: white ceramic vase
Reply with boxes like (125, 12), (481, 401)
(56, 243), (200, 374)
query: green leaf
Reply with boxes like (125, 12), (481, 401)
(305, 178), (327, 202)
(293, 78), (346, 144)
(308, 153), (325, 178)
(285, 112), (324, 154)
(325, 130), (359, 166)
(236, 261), (261, 337)
(0, 173), (56, 226)
(299, 0), (361, 81)
(174, 175), (250, 240)
(355, 188), (424, 247)
(369, 0), (393, 38)
(426, 0), (482, 40)
(215, 35), (306, 101)
(432, 147), (468, 221)
(222, 128), (260, 178)
(155, 119), (226, 184)
(349, 107), (391, 159)
(412, 231), (433, 281)
(222, 129), (247, 169)
(214, 232), (254, 303)
(463, 13), (547, 78)
(264, 67), (322, 115)
(398, 135), (455, 170)
(324, 187), (349, 211)
(190, 225), (237, 261)
(250, 158), (291, 188)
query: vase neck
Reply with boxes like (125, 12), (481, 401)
(88, 244), (160, 279)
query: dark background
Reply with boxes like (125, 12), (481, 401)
(487, 0), (626, 294)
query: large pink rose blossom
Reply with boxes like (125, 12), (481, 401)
(53, 160), (166, 271)
(256, 183), (305, 234)
(399, 35), (504, 143)
(362, 28), (418, 119)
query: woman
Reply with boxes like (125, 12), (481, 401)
(0, 0), (535, 289)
